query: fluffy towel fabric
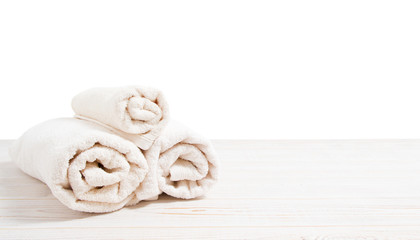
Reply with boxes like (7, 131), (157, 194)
(137, 121), (218, 201)
(72, 86), (169, 150)
(9, 118), (149, 213)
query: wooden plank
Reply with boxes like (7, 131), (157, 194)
(1, 140), (420, 239)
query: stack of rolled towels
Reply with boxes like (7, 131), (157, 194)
(9, 86), (218, 213)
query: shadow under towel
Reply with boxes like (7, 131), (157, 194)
(9, 118), (149, 213)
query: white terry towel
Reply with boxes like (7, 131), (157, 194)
(138, 121), (219, 201)
(71, 86), (169, 150)
(9, 118), (149, 213)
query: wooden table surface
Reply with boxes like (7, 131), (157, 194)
(1, 139), (420, 239)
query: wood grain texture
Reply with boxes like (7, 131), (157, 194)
(1, 139), (420, 239)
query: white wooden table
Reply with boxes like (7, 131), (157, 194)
(1, 140), (420, 239)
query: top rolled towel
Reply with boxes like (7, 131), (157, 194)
(72, 86), (169, 150)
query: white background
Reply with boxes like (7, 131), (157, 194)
(0, 0), (419, 139)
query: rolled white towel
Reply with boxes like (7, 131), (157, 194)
(71, 86), (169, 150)
(139, 121), (219, 200)
(9, 118), (149, 213)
